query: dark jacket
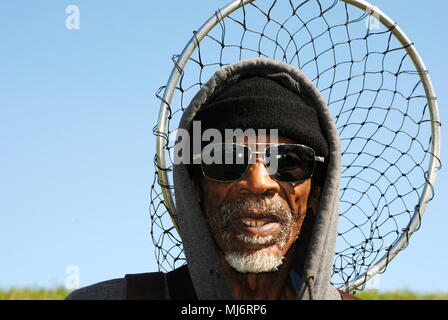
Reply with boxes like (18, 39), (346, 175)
(66, 265), (359, 300)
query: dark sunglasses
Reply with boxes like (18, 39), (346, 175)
(192, 143), (325, 183)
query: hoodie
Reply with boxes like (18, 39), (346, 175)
(66, 57), (343, 300)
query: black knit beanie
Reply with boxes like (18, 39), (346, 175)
(193, 75), (328, 157)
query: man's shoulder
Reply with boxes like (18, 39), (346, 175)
(65, 270), (168, 300)
(65, 277), (127, 300)
(338, 289), (361, 300)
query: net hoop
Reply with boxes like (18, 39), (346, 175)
(154, 0), (440, 291)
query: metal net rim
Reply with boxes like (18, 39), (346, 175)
(154, 0), (441, 291)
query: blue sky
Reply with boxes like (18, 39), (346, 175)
(0, 0), (446, 293)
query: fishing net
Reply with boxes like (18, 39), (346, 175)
(150, 0), (440, 290)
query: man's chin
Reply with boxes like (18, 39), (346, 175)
(224, 249), (285, 273)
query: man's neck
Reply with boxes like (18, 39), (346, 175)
(219, 250), (297, 300)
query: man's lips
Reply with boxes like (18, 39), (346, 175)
(240, 217), (275, 227)
(230, 216), (281, 237)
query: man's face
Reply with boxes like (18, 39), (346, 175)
(194, 135), (317, 273)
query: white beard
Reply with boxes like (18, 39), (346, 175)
(215, 197), (295, 273)
(221, 229), (289, 273)
(224, 249), (285, 273)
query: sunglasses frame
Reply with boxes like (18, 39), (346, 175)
(192, 142), (325, 183)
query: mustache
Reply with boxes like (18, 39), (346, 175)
(219, 197), (293, 229)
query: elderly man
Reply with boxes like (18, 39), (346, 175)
(67, 58), (357, 300)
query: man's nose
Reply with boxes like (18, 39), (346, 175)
(236, 159), (280, 197)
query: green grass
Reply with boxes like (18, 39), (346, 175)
(355, 290), (448, 300)
(1, 288), (448, 300)
(0, 287), (70, 300)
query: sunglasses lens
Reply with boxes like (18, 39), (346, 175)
(266, 145), (316, 183)
(200, 143), (317, 183)
(201, 144), (250, 181)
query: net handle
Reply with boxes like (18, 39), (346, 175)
(155, 0), (441, 290)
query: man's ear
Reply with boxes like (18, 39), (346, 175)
(307, 180), (321, 216)
(191, 173), (203, 204)
(307, 164), (326, 216)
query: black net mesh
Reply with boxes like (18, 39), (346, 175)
(150, 0), (441, 290)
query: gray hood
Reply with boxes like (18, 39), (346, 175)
(173, 57), (342, 300)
